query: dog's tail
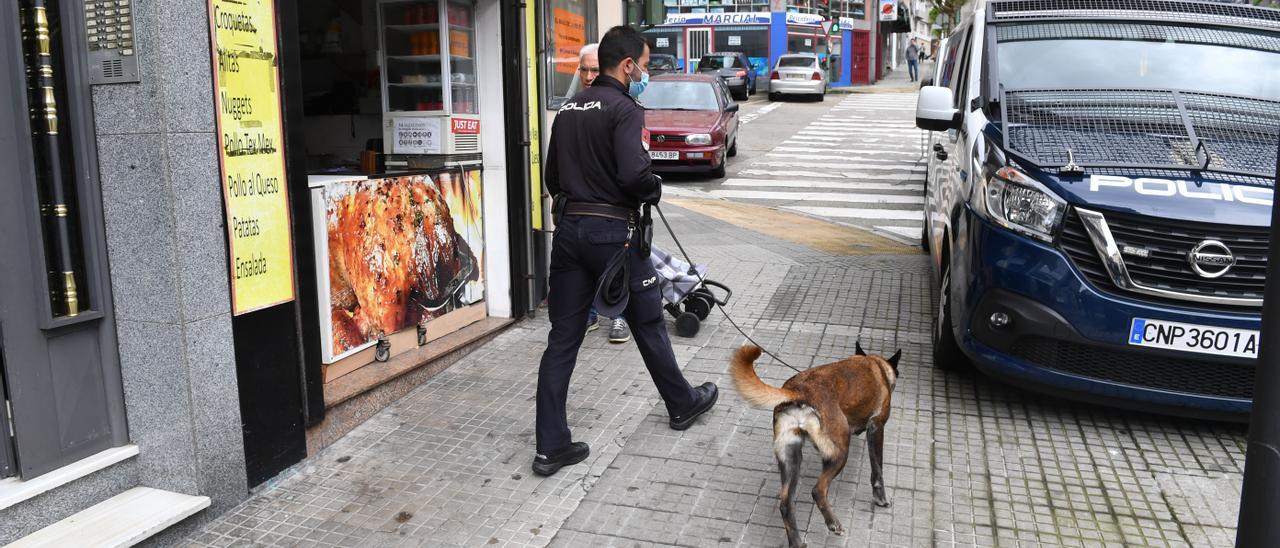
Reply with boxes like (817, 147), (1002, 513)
(730, 345), (798, 409)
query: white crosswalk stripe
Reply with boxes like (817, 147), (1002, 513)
(714, 92), (928, 244)
(738, 101), (783, 125)
(722, 178), (918, 192)
(710, 189), (924, 205)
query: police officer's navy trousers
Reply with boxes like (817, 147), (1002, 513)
(536, 214), (697, 452)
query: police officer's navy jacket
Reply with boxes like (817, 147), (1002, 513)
(545, 74), (661, 209)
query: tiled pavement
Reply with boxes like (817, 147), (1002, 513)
(185, 203), (1246, 547)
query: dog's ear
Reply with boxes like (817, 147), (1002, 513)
(855, 340), (866, 356)
(887, 349), (902, 372)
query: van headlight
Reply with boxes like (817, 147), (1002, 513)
(685, 134), (712, 145)
(979, 166), (1065, 242)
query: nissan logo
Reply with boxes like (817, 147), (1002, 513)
(1188, 240), (1235, 279)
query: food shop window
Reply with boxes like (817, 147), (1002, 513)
(544, 0), (596, 109)
(293, 0), (491, 378)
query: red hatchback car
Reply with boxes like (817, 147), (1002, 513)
(641, 74), (740, 178)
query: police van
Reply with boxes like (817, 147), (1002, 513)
(916, 0), (1278, 419)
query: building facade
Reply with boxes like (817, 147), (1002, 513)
(0, 0), (592, 543)
(639, 0), (883, 87)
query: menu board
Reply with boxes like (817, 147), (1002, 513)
(208, 0), (296, 315)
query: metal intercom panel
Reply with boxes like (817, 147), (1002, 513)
(85, 0), (139, 84)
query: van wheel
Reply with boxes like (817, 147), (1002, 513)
(932, 264), (969, 371)
(728, 139), (738, 157)
(769, 92), (780, 101)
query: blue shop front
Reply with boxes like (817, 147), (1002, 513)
(643, 11), (869, 88)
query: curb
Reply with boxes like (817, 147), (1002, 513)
(830, 85), (918, 94)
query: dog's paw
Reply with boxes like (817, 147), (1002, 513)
(873, 498), (892, 508)
(827, 522), (845, 535)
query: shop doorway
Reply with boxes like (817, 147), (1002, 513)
(685, 28), (711, 72)
(852, 30), (871, 84)
(278, 0), (496, 438)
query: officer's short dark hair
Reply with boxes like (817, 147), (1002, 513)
(598, 26), (648, 71)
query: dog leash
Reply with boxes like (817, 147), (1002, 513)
(653, 204), (805, 374)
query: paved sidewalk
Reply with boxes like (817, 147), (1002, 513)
(832, 61), (929, 94)
(185, 202), (1245, 548)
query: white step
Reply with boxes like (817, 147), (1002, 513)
(7, 487), (210, 548)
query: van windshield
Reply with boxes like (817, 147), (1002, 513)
(997, 26), (1280, 100)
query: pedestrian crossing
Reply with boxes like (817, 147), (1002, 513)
(712, 92), (929, 244)
(738, 101), (783, 126)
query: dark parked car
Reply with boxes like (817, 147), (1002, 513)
(640, 74), (739, 179)
(696, 52), (757, 100)
(649, 53), (678, 76)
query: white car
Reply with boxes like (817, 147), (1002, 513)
(767, 54), (828, 101)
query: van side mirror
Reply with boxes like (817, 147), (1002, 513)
(916, 86), (960, 131)
(726, 103), (740, 112)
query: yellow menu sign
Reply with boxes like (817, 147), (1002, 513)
(526, 2), (543, 230)
(208, 0), (295, 315)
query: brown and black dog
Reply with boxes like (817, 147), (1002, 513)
(730, 343), (900, 548)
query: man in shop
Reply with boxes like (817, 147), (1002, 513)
(533, 25), (718, 477)
(574, 42), (634, 345)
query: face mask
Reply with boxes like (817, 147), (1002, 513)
(627, 61), (649, 97)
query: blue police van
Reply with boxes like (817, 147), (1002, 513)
(915, 0), (1278, 419)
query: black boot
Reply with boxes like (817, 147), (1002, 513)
(532, 442), (590, 476)
(670, 382), (718, 431)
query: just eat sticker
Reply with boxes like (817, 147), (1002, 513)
(642, 128), (650, 151)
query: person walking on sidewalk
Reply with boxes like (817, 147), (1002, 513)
(574, 42), (633, 344)
(906, 39), (920, 82)
(534, 25), (718, 476)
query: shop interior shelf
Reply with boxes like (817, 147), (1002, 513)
(385, 23), (441, 31)
(388, 82), (477, 87)
(384, 24), (473, 32)
(387, 55), (473, 61)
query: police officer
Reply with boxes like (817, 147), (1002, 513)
(533, 26), (718, 476)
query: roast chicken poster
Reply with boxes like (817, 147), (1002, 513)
(320, 171), (484, 362)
